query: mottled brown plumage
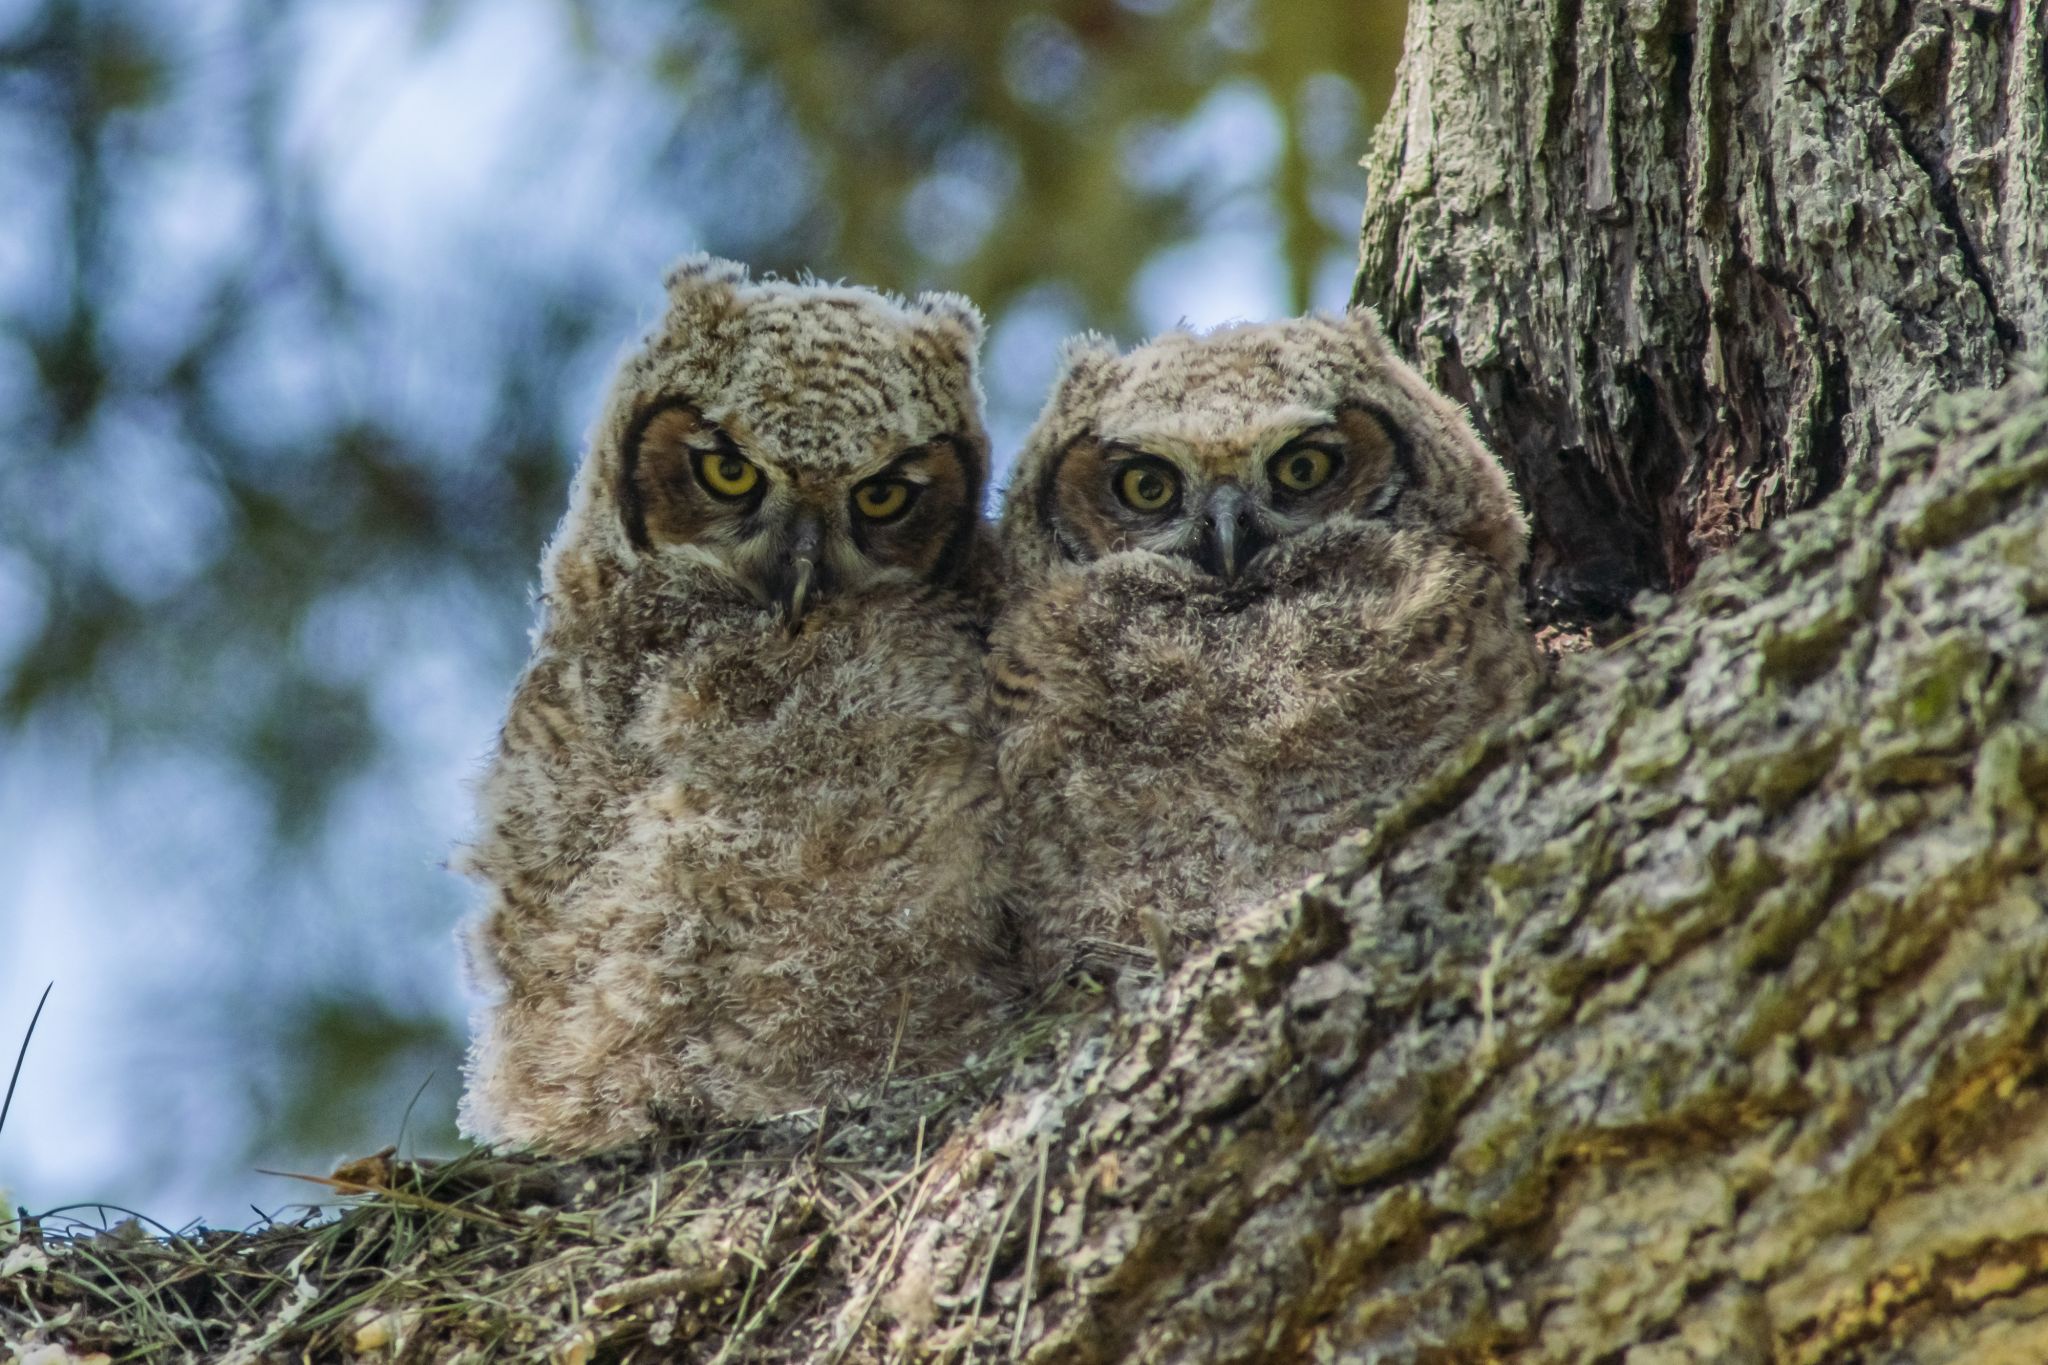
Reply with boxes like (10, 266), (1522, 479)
(460, 256), (1008, 1152)
(992, 309), (1540, 984)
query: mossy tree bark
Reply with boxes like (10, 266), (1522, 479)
(1358, 0), (2048, 621)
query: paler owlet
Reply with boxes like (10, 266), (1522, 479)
(460, 256), (1009, 1152)
(991, 309), (1540, 984)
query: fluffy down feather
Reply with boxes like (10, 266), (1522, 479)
(461, 257), (1007, 1151)
(991, 309), (1540, 983)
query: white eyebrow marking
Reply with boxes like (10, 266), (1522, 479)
(862, 440), (954, 483)
(1251, 418), (1341, 461)
(1105, 407), (1339, 463)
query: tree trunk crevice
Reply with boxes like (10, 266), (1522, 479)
(1360, 0), (2047, 623)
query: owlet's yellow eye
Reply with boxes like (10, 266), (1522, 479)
(1271, 445), (1338, 493)
(853, 479), (916, 522)
(1116, 463), (1179, 512)
(697, 451), (761, 499)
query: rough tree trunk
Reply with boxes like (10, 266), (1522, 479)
(7, 2), (2048, 1361)
(1359, 0), (2047, 619)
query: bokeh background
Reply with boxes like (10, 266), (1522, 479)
(0, 0), (1405, 1227)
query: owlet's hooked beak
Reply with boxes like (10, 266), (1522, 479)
(772, 512), (827, 630)
(1191, 484), (1272, 583)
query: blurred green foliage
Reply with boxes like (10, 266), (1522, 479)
(3, 0), (1403, 808)
(0, 0), (1404, 1217)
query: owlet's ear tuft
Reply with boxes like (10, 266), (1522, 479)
(1341, 303), (1393, 354)
(912, 292), (985, 349)
(664, 253), (751, 294)
(662, 254), (751, 329)
(1047, 332), (1124, 415)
